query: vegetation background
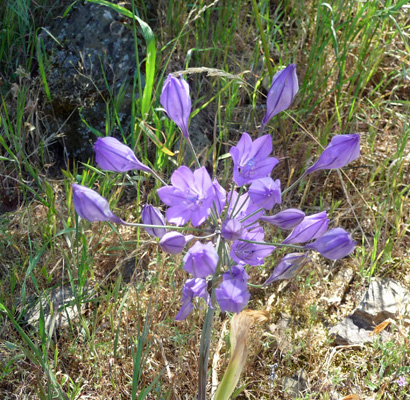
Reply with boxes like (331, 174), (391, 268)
(0, 0), (409, 398)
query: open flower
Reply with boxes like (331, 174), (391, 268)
(306, 134), (360, 174)
(304, 228), (356, 260)
(94, 137), (152, 173)
(175, 278), (212, 320)
(215, 265), (250, 313)
(221, 219), (243, 241)
(248, 177), (281, 210)
(72, 184), (125, 224)
(183, 241), (219, 278)
(230, 133), (279, 186)
(157, 166), (215, 226)
(231, 227), (275, 266)
(160, 74), (191, 138)
(262, 64), (299, 127)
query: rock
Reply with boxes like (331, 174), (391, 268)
(353, 278), (410, 326)
(41, 1), (146, 162)
(19, 284), (93, 334)
(281, 369), (307, 398)
(329, 278), (410, 345)
(329, 315), (381, 346)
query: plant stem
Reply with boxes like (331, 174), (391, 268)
(187, 136), (201, 168)
(198, 235), (222, 399)
(198, 306), (215, 400)
(282, 172), (307, 196)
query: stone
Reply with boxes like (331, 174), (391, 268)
(329, 278), (410, 345)
(19, 284), (93, 334)
(41, 1), (146, 162)
(353, 278), (410, 326)
(281, 369), (307, 398)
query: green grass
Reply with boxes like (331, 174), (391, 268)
(1, 0), (410, 398)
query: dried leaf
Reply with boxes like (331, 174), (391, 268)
(214, 310), (268, 400)
(370, 319), (391, 336)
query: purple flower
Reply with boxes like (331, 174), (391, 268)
(183, 241), (219, 278)
(397, 376), (407, 387)
(157, 166), (215, 226)
(231, 227), (275, 266)
(160, 74), (191, 138)
(141, 205), (166, 238)
(263, 253), (308, 286)
(212, 178), (227, 215)
(260, 208), (305, 230)
(262, 64), (299, 127)
(304, 228), (356, 260)
(175, 278), (212, 321)
(94, 137), (152, 173)
(159, 232), (193, 254)
(306, 134), (360, 174)
(72, 184), (124, 224)
(282, 211), (329, 245)
(230, 133), (279, 186)
(221, 218), (243, 241)
(248, 177), (281, 210)
(215, 265), (250, 313)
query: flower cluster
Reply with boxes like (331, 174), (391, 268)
(72, 66), (360, 320)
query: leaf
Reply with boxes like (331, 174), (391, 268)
(370, 319), (391, 336)
(214, 310), (268, 400)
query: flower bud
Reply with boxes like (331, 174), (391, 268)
(263, 253), (308, 286)
(159, 232), (193, 254)
(141, 205), (166, 238)
(248, 177), (281, 210)
(282, 211), (329, 244)
(306, 134), (360, 174)
(94, 137), (152, 173)
(221, 218), (243, 241)
(262, 64), (299, 127)
(160, 74), (191, 138)
(215, 265), (250, 313)
(260, 208), (305, 230)
(183, 241), (219, 278)
(72, 184), (125, 224)
(304, 228), (356, 260)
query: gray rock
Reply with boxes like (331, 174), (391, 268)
(281, 369), (307, 398)
(41, 1), (146, 161)
(353, 278), (410, 326)
(20, 285), (93, 334)
(329, 278), (410, 345)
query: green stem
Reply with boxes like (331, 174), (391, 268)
(186, 136), (201, 169)
(198, 306), (215, 400)
(238, 238), (304, 250)
(281, 172), (307, 196)
(198, 235), (223, 399)
(123, 222), (203, 232)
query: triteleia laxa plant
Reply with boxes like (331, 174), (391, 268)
(72, 66), (359, 399)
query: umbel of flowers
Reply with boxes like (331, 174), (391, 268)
(72, 65), (360, 320)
